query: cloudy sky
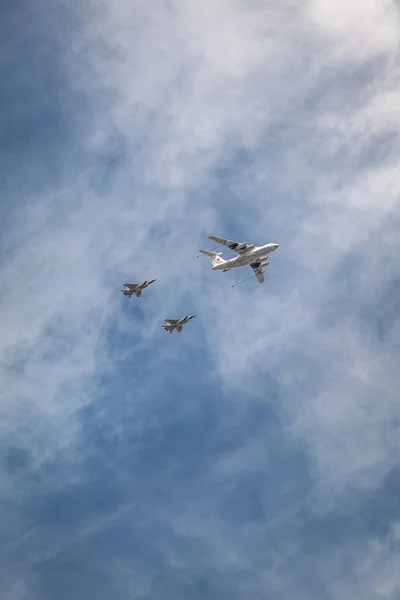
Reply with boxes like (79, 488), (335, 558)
(1, 0), (400, 598)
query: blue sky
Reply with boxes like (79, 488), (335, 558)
(1, 0), (400, 598)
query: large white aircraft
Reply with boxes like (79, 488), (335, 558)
(199, 235), (279, 283)
(121, 279), (156, 298)
(163, 315), (196, 333)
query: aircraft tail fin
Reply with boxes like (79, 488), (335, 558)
(198, 249), (221, 258)
(198, 249), (226, 268)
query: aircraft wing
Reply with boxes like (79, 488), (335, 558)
(208, 235), (250, 254)
(250, 263), (265, 284)
(122, 284), (134, 296)
(165, 319), (178, 325)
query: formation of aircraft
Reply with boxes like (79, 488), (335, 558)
(121, 234), (278, 332)
(121, 279), (156, 297)
(199, 235), (279, 284)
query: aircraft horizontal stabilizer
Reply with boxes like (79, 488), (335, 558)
(198, 249), (222, 258)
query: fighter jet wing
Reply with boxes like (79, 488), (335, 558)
(208, 235), (250, 254)
(122, 284), (135, 296)
(250, 263), (265, 284)
(165, 319), (178, 325)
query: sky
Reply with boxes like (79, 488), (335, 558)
(0, 0), (400, 598)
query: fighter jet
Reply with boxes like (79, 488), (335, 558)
(199, 235), (279, 283)
(163, 315), (196, 333)
(121, 279), (156, 298)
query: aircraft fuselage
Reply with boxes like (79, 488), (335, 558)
(212, 243), (279, 270)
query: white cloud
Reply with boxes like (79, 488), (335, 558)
(1, 0), (400, 594)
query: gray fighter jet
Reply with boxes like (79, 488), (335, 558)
(163, 315), (196, 333)
(121, 279), (156, 298)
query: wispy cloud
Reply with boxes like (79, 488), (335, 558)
(1, 0), (399, 598)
